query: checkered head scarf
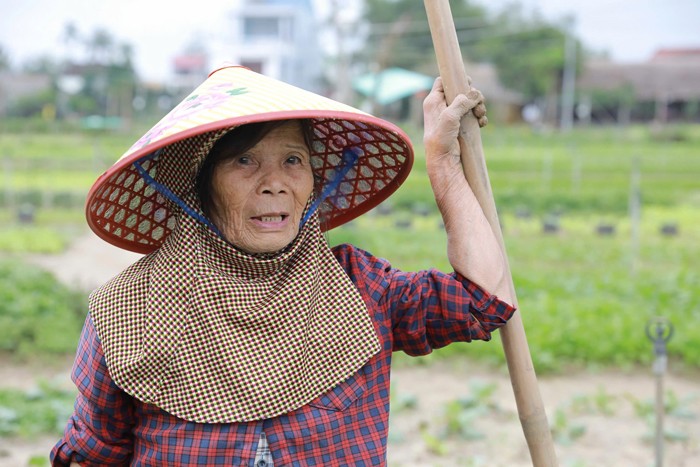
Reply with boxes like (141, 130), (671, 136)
(89, 125), (382, 423)
(85, 67), (414, 422)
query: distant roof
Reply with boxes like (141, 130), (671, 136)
(462, 62), (523, 105)
(173, 54), (207, 73)
(578, 60), (700, 100)
(0, 72), (52, 113)
(353, 68), (434, 105)
(246, 0), (313, 10)
(651, 48), (700, 62)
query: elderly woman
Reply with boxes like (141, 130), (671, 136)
(51, 66), (514, 466)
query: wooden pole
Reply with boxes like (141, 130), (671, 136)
(424, 1), (558, 465)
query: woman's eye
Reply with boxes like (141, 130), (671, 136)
(236, 155), (251, 165)
(286, 155), (302, 165)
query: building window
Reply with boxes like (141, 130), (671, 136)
(241, 61), (263, 74)
(243, 17), (279, 39)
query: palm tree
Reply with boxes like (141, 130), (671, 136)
(87, 28), (114, 64)
(0, 45), (11, 71)
(62, 22), (81, 63)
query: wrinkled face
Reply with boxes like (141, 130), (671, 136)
(210, 121), (314, 254)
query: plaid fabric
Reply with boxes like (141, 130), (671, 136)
(51, 243), (515, 466)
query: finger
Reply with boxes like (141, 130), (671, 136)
(451, 89), (485, 118)
(478, 115), (489, 128)
(444, 93), (476, 122)
(431, 76), (444, 92)
(473, 102), (487, 119)
(466, 89), (487, 120)
(426, 77), (445, 102)
(466, 89), (484, 102)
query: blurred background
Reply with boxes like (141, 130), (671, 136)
(0, 0), (699, 465)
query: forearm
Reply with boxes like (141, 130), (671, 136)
(427, 156), (513, 305)
(422, 77), (513, 306)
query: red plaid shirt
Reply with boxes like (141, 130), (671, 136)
(51, 244), (515, 466)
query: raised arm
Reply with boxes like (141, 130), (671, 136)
(422, 77), (513, 305)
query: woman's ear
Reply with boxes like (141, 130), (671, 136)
(312, 174), (323, 197)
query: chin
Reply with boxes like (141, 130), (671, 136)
(238, 233), (297, 255)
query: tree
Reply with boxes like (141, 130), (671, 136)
(62, 22), (82, 62)
(0, 44), (10, 71)
(362, 0), (489, 71)
(22, 55), (60, 75)
(55, 24), (138, 120)
(86, 28), (115, 65)
(469, 8), (582, 102)
(360, 0), (583, 103)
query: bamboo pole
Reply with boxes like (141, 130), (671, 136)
(424, 1), (558, 465)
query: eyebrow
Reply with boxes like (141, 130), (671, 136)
(285, 143), (310, 153)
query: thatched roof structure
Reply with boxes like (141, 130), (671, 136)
(466, 62), (523, 105)
(578, 57), (700, 101)
(0, 72), (52, 115)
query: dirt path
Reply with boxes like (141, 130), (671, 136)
(3, 231), (699, 466)
(27, 229), (143, 292)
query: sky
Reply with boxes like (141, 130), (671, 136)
(1, 0), (699, 82)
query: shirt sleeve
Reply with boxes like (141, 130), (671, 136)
(50, 314), (135, 466)
(332, 244), (516, 356)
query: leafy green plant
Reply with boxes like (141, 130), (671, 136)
(551, 407), (586, 446)
(0, 381), (76, 437)
(439, 381), (500, 441)
(390, 388), (418, 413)
(420, 422), (449, 457)
(0, 258), (85, 357)
(592, 386), (617, 416)
(28, 456), (50, 467)
(0, 226), (68, 253)
(570, 386), (617, 416)
(627, 389), (698, 443)
(665, 391), (698, 420)
(442, 401), (488, 441)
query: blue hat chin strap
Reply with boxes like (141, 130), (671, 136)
(300, 147), (360, 229)
(132, 146), (360, 240)
(132, 150), (225, 238)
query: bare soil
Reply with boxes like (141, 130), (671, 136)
(1, 231), (698, 466)
(387, 359), (700, 466)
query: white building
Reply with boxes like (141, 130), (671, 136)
(225, 0), (324, 93)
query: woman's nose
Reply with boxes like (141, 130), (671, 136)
(258, 166), (288, 194)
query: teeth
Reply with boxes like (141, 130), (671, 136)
(260, 216), (283, 223)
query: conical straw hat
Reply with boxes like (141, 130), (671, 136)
(86, 65), (414, 253)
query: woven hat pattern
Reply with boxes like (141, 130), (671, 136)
(86, 66), (413, 254)
(88, 130), (226, 248)
(89, 212), (381, 423)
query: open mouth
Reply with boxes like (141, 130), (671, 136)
(253, 214), (288, 223)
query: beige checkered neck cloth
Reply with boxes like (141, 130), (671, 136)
(88, 209), (380, 423)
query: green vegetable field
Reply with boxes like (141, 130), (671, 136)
(1, 123), (699, 372)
